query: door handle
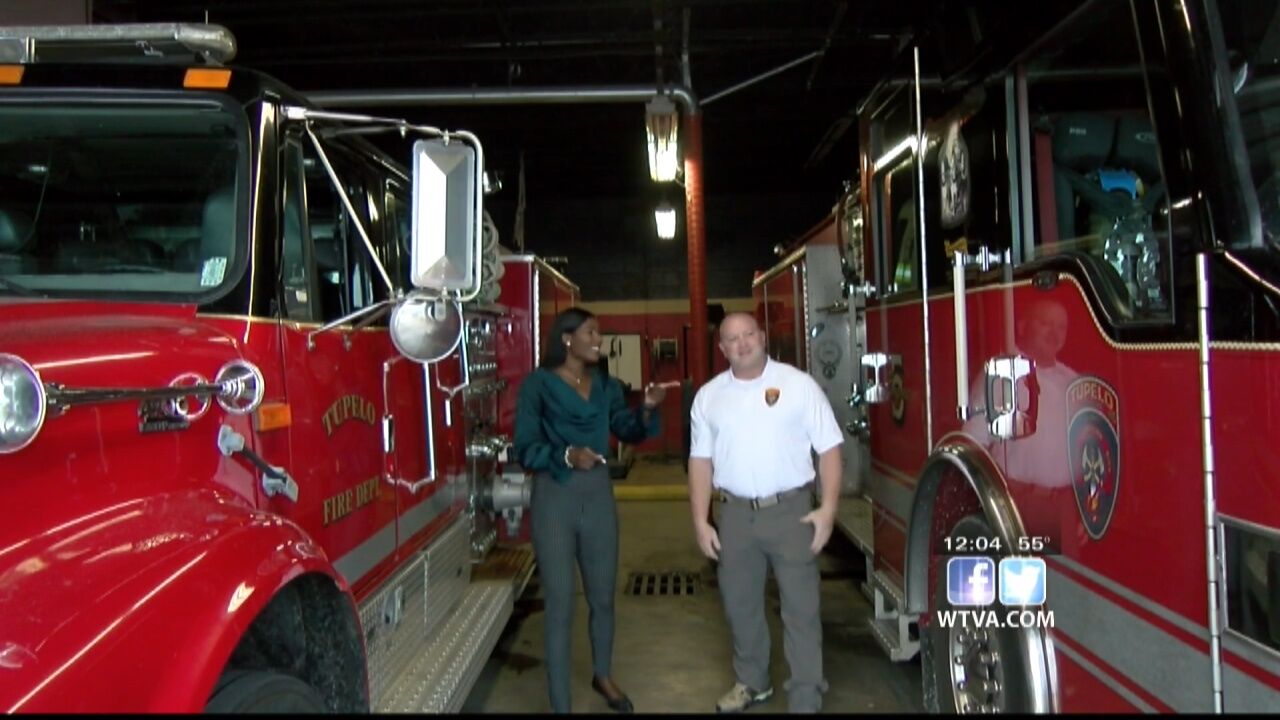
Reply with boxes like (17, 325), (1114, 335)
(859, 352), (900, 405)
(983, 355), (1038, 440)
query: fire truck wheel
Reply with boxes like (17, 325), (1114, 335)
(204, 670), (328, 713)
(923, 514), (1042, 714)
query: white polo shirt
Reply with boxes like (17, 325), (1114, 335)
(690, 358), (843, 499)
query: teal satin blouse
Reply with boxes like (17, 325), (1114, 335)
(513, 367), (660, 483)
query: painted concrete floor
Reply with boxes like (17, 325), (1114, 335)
(462, 457), (924, 714)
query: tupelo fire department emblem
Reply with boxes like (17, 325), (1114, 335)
(765, 387), (781, 406)
(1066, 377), (1121, 540)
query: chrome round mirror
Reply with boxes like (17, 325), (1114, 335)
(390, 294), (463, 363)
(214, 360), (265, 415)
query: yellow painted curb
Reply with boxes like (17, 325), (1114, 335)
(613, 484), (689, 501)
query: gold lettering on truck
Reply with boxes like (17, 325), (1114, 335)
(321, 395), (378, 436)
(321, 475), (383, 526)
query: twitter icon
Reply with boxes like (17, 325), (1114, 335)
(999, 558), (1047, 606)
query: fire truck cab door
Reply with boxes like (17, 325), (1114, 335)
(855, 48), (946, 592)
(378, 182), (456, 555)
(863, 50), (933, 516)
(275, 135), (400, 593)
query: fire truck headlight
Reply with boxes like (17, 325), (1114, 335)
(0, 354), (46, 454)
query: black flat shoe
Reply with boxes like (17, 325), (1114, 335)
(591, 677), (634, 713)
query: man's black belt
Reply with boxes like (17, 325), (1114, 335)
(718, 484), (811, 510)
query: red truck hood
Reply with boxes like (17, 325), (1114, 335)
(0, 298), (243, 388)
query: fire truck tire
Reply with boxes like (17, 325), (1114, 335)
(923, 514), (1040, 714)
(204, 670), (328, 713)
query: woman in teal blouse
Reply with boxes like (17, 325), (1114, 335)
(514, 307), (667, 714)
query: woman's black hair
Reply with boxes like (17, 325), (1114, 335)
(540, 307), (596, 369)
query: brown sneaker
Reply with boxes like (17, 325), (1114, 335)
(715, 682), (773, 713)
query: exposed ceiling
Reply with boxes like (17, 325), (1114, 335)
(87, 1), (932, 296)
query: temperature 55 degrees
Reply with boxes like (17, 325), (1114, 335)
(940, 534), (1056, 555)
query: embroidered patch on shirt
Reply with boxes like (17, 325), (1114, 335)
(765, 387), (780, 406)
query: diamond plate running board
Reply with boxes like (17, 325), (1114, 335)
(374, 579), (515, 713)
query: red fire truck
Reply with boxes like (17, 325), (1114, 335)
(0, 24), (539, 712)
(762, 0), (1280, 713)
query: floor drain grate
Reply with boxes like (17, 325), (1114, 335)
(625, 571), (699, 596)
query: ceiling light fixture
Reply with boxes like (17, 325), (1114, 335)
(655, 200), (676, 240)
(645, 95), (680, 182)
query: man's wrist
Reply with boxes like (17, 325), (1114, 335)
(563, 446), (574, 468)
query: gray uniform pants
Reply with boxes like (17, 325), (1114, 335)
(530, 465), (619, 713)
(715, 488), (827, 713)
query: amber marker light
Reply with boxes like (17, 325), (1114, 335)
(254, 402), (292, 432)
(0, 65), (25, 85)
(183, 67), (232, 90)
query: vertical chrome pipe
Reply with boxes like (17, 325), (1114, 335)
(1196, 252), (1223, 713)
(953, 251), (970, 420)
(913, 46), (934, 449)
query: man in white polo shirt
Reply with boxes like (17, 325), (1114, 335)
(688, 312), (843, 714)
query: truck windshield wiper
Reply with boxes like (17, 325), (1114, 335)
(94, 264), (165, 274)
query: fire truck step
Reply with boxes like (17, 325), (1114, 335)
(869, 614), (920, 663)
(834, 495), (874, 557)
(867, 569), (919, 662)
(836, 496), (876, 603)
(472, 544), (537, 599)
(871, 568), (907, 610)
(374, 579), (515, 713)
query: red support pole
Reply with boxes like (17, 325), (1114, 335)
(684, 112), (708, 389)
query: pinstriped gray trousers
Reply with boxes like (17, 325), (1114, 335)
(530, 464), (619, 714)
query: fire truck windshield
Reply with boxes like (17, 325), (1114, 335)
(0, 99), (247, 300)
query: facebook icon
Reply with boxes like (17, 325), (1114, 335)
(946, 557), (996, 606)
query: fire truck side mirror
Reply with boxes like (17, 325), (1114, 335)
(983, 355), (1039, 440)
(410, 138), (479, 293)
(390, 296), (464, 364)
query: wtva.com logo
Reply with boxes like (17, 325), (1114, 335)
(939, 557), (1054, 630)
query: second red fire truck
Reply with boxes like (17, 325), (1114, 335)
(760, 0), (1280, 713)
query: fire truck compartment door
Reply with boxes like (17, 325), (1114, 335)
(805, 242), (868, 494)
